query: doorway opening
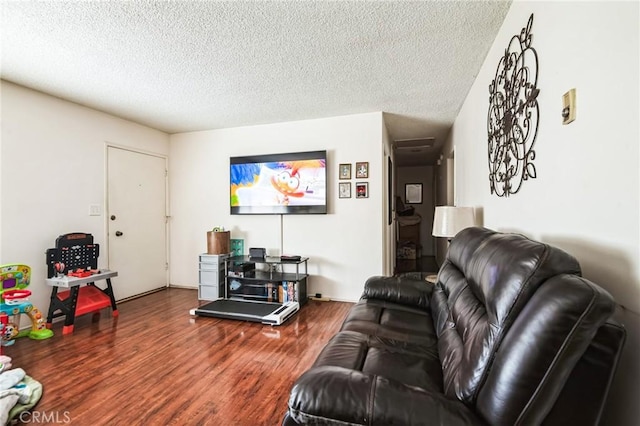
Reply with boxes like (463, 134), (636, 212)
(392, 138), (440, 275)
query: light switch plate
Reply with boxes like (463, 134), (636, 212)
(562, 88), (576, 125)
(89, 204), (101, 216)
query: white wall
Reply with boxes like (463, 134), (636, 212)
(169, 112), (386, 302)
(440, 2), (639, 424)
(0, 81), (169, 319)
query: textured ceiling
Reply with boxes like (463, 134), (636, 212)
(1, 1), (511, 165)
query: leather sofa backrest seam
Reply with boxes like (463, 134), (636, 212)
(470, 245), (551, 403)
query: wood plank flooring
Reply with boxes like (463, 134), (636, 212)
(6, 288), (353, 425)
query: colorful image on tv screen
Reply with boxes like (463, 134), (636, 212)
(231, 159), (326, 209)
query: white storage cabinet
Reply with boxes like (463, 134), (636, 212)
(198, 253), (229, 301)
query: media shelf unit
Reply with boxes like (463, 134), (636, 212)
(192, 255), (308, 325)
(225, 255), (308, 305)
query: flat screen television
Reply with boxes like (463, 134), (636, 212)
(230, 150), (327, 215)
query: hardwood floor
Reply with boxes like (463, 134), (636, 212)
(6, 288), (353, 425)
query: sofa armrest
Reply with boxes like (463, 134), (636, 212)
(361, 275), (432, 309)
(287, 366), (481, 425)
(543, 319), (626, 425)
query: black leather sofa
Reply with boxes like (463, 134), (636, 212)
(283, 227), (626, 425)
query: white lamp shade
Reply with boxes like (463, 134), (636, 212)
(432, 206), (476, 238)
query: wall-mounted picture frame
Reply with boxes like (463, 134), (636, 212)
(405, 183), (422, 204)
(355, 162), (369, 179)
(339, 182), (351, 198)
(356, 182), (368, 199)
(339, 163), (351, 180)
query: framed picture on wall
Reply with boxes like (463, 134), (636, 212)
(405, 183), (422, 204)
(356, 162), (369, 178)
(339, 182), (351, 198)
(356, 182), (368, 198)
(339, 163), (351, 180)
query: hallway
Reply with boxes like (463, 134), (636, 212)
(417, 255), (439, 273)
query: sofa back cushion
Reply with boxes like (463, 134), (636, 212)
(431, 227), (582, 405)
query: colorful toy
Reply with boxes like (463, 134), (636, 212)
(0, 264), (54, 350)
(45, 233), (118, 335)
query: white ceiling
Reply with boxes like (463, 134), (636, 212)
(1, 1), (511, 166)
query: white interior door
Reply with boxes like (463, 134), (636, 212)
(107, 146), (168, 300)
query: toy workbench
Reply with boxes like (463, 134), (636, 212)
(45, 232), (118, 334)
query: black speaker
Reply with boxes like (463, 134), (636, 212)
(249, 247), (266, 258)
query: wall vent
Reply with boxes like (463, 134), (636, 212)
(394, 138), (435, 149)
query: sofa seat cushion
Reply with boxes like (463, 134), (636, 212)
(341, 299), (436, 344)
(312, 330), (442, 394)
(291, 329), (480, 424)
(288, 365), (482, 425)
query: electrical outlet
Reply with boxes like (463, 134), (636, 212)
(89, 204), (101, 216)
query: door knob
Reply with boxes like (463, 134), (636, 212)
(115, 231), (123, 237)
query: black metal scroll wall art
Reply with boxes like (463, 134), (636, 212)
(487, 13), (540, 197)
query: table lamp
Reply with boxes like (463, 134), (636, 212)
(432, 206), (476, 240)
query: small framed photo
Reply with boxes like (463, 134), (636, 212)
(339, 163), (352, 180)
(355, 162), (369, 179)
(405, 183), (423, 204)
(355, 182), (368, 199)
(338, 182), (351, 198)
